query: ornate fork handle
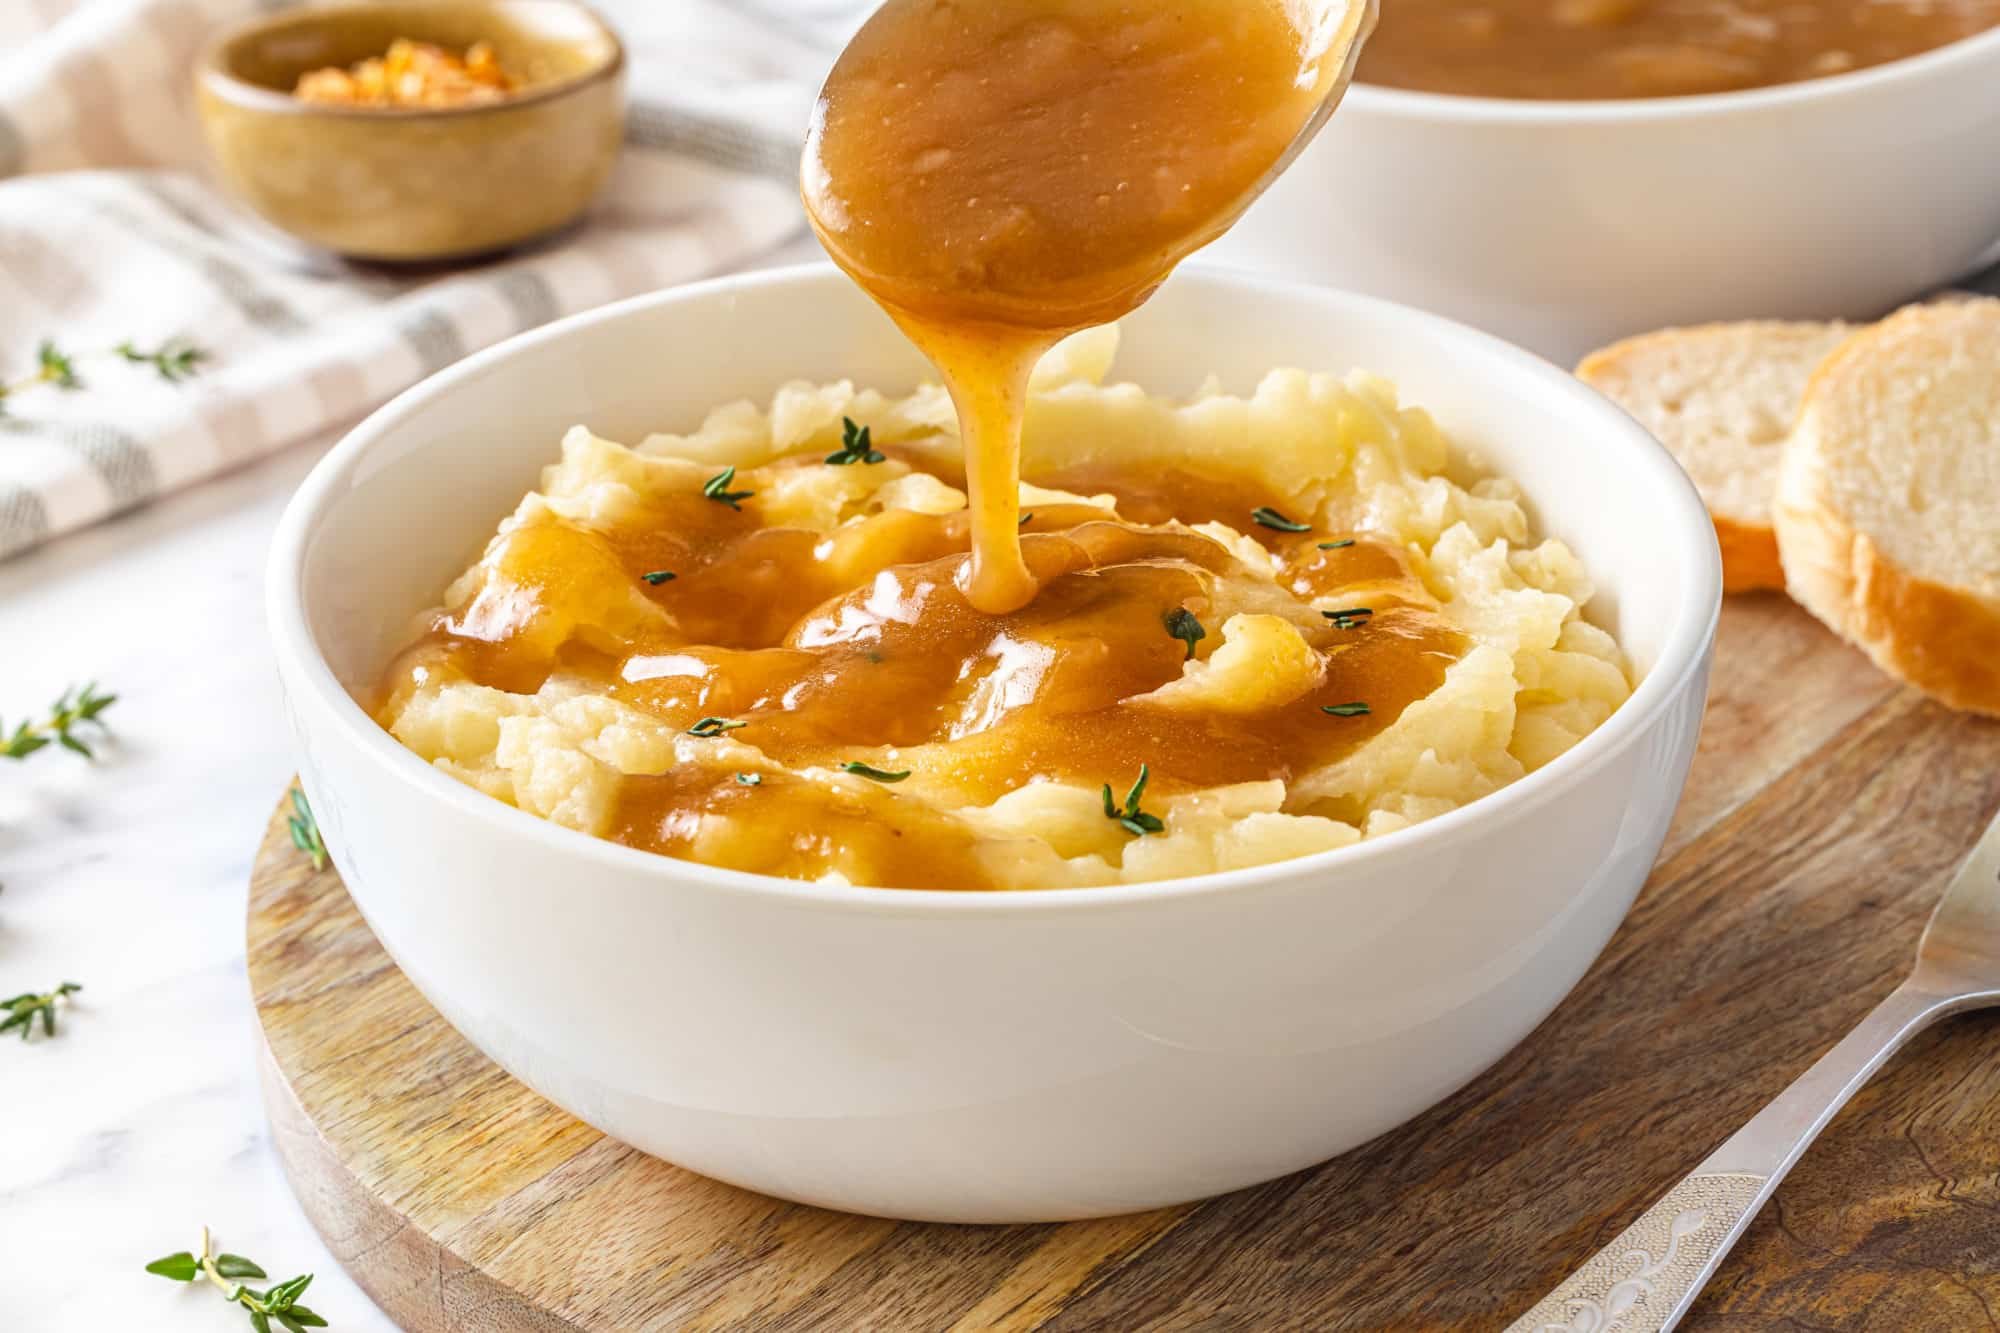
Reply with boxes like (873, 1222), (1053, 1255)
(1504, 982), (1975, 1333)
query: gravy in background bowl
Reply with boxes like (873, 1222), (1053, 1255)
(1358, 0), (2000, 99)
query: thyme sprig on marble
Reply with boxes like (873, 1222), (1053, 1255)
(824, 416), (885, 466)
(147, 1226), (328, 1331)
(1102, 764), (1165, 837)
(3, 681), (117, 760)
(287, 786), (328, 872)
(1, 982), (81, 1042)
(0, 337), (208, 413)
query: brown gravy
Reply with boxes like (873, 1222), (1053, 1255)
(802, 0), (1366, 613)
(1356, 0), (2000, 100)
(382, 461), (1464, 889)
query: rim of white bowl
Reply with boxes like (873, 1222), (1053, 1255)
(1344, 21), (2000, 123)
(267, 263), (1723, 917)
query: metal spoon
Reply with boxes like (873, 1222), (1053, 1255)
(1506, 807), (2000, 1333)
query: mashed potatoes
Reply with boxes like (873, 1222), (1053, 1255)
(376, 329), (1631, 890)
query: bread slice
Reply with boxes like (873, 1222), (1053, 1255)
(1774, 298), (2000, 715)
(1578, 321), (1849, 592)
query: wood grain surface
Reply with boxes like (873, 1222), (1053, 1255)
(248, 594), (2000, 1332)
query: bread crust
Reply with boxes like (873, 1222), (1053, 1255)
(1579, 321), (1838, 595)
(1714, 515), (1783, 594)
(1775, 303), (2000, 715)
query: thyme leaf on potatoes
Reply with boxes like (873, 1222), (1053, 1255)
(840, 761), (911, 783)
(1162, 607), (1206, 660)
(1102, 764), (1165, 837)
(1250, 506), (1310, 533)
(701, 467), (754, 510)
(824, 416), (885, 466)
(1322, 606), (1373, 631)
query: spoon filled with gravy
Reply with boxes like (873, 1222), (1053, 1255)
(802, 0), (1376, 615)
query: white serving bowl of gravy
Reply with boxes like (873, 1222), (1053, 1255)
(1206, 18), (2000, 364)
(267, 264), (1720, 1223)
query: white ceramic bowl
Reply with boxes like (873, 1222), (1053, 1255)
(1207, 30), (2000, 364)
(267, 266), (1720, 1222)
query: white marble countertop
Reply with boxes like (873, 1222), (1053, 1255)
(0, 433), (391, 1329)
(0, 236), (823, 1332)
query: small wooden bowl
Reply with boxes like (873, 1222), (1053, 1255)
(195, 1), (625, 262)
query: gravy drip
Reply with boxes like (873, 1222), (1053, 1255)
(380, 462), (1465, 890)
(802, 0), (1361, 613)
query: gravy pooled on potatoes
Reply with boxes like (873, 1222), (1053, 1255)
(376, 345), (1634, 890)
(1357, 0), (2000, 100)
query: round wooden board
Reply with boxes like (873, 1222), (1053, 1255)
(252, 599), (2000, 1332)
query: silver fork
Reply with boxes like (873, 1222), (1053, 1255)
(1506, 808), (2000, 1333)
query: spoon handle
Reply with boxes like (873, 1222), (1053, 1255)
(1503, 982), (1955, 1333)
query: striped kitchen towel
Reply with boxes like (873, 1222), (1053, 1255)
(0, 0), (846, 561)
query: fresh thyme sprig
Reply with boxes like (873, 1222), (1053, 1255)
(734, 772), (762, 786)
(641, 570), (676, 586)
(1, 982), (81, 1042)
(1102, 764), (1165, 837)
(1250, 506), (1311, 533)
(287, 786), (328, 872)
(1317, 538), (1355, 550)
(824, 416), (885, 466)
(36, 340), (80, 390)
(1163, 607), (1206, 660)
(118, 339), (209, 384)
(3, 681), (117, 760)
(702, 466), (754, 510)
(1323, 605), (1374, 631)
(1322, 701), (1371, 717)
(840, 760), (910, 783)
(0, 338), (208, 414)
(147, 1226), (328, 1331)
(688, 716), (747, 738)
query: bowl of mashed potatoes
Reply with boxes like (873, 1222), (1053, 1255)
(267, 265), (1720, 1221)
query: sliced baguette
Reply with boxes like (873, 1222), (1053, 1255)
(1578, 321), (1848, 592)
(1774, 298), (2000, 716)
